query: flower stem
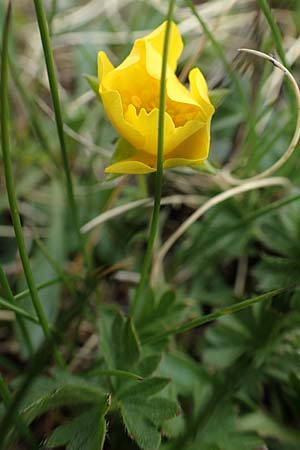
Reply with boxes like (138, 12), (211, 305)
(33, 0), (90, 269)
(0, 1), (64, 368)
(131, 0), (177, 316)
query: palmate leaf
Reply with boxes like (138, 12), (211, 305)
(137, 354), (162, 378)
(118, 376), (179, 450)
(46, 406), (107, 450)
(135, 289), (188, 340)
(118, 377), (170, 401)
(192, 402), (263, 450)
(98, 307), (141, 370)
(121, 406), (161, 450)
(21, 384), (109, 425)
(120, 397), (179, 450)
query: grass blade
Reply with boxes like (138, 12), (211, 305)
(33, 0), (89, 268)
(0, 1), (64, 368)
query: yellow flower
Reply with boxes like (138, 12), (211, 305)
(98, 22), (215, 174)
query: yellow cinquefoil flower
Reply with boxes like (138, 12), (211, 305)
(98, 22), (214, 174)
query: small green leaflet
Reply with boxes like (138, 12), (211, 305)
(46, 406), (107, 450)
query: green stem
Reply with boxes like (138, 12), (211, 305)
(0, 297), (40, 324)
(131, 0), (177, 316)
(143, 287), (291, 344)
(0, 2), (64, 368)
(0, 266), (34, 353)
(15, 277), (61, 301)
(33, 0), (90, 269)
(0, 374), (38, 449)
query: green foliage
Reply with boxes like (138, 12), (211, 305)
(1, 1), (300, 450)
(119, 383), (179, 450)
(99, 307), (141, 369)
(46, 407), (107, 450)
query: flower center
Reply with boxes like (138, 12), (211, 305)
(122, 89), (198, 127)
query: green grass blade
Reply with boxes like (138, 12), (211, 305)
(14, 277), (61, 301)
(0, 1), (64, 368)
(33, 0), (89, 268)
(0, 296), (40, 324)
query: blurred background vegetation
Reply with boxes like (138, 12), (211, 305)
(1, 0), (300, 449)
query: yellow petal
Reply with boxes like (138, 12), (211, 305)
(167, 74), (199, 108)
(105, 160), (156, 174)
(101, 90), (144, 151)
(189, 68), (215, 116)
(165, 120), (204, 154)
(163, 157), (206, 169)
(113, 22), (182, 80)
(98, 51), (114, 84)
(166, 122), (211, 161)
(125, 106), (175, 155)
(144, 22), (183, 72)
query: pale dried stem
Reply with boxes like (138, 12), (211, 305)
(234, 254), (248, 297)
(221, 49), (300, 186)
(80, 194), (204, 234)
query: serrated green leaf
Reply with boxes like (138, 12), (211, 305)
(155, 290), (176, 317)
(121, 404), (161, 450)
(98, 307), (122, 369)
(22, 385), (109, 425)
(99, 308), (141, 370)
(124, 396), (179, 426)
(161, 413), (185, 438)
(138, 354), (162, 378)
(46, 406), (107, 450)
(120, 318), (141, 369)
(118, 377), (170, 400)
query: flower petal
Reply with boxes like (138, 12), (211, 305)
(167, 75), (199, 108)
(101, 90), (144, 151)
(189, 68), (215, 116)
(105, 160), (156, 174)
(144, 21), (183, 72)
(125, 106), (175, 155)
(98, 51), (114, 84)
(163, 157), (206, 169)
(165, 120), (204, 154)
(166, 122), (211, 161)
